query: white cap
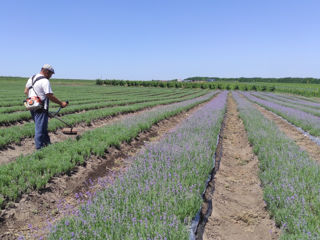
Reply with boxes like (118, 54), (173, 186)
(42, 64), (55, 74)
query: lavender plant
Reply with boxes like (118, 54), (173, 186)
(0, 91), (208, 148)
(251, 92), (320, 117)
(242, 92), (320, 136)
(0, 91), (207, 125)
(47, 92), (227, 239)
(0, 92), (218, 206)
(259, 92), (320, 109)
(233, 91), (320, 239)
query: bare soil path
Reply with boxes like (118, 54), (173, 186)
(0, 99), (211, 240)
(203, 94), (279, 240)
(246, 97), (320, 164)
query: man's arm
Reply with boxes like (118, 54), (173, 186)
(24, 87), (29, 97)
(46, 93), (68, 108)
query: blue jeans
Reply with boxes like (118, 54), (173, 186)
(30, 109), (51, 150)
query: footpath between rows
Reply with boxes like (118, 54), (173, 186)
(202, 94), (279, 240)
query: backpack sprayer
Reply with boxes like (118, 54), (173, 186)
(48, 101), (78, 135)
(24, 75), (77, 135)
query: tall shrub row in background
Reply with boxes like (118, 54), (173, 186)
(97, 79), (276, 93)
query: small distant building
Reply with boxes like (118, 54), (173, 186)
(207, 78), (216, 82)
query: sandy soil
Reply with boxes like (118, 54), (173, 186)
(0, 98), (211, 240)
(250, 100), (320, 164)
(203, 94), (279, 240)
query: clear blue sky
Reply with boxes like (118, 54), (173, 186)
(1, 0), (319, 80)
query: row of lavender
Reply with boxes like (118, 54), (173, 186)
(241, 91), (320, 137)
(46, 92), (227, 239)
(258, 92), (320, 110)
(233, 91), (320, 239)
(0, 91), (218, 207)
(253, 92), (320, 117)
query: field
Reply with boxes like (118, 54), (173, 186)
(0, 77), (320, 239)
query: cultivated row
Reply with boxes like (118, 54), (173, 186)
(0, 91), (212, 148)
(242, 92), (320, 136)
(0, 92), (217, 208)
(47, 92), (227, 239)
(0, 90), (206, 125)
(233, 92), (320, 239)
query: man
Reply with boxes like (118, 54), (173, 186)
(24, 64), (68, 150)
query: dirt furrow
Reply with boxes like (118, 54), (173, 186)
(246, 97), (320, 164)
(203, 94), (279, 240)
(0, 99), (211, 240)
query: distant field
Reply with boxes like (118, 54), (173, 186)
(1, 76), (320, 239)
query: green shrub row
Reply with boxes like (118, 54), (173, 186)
(97, 79), (276, 92)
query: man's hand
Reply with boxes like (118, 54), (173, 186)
(46, 93), (68, 108)
(61, 101), (68, 108)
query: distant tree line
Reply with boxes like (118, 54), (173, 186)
(96, 79), (276, 92)
(184, 76), (320, 84)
